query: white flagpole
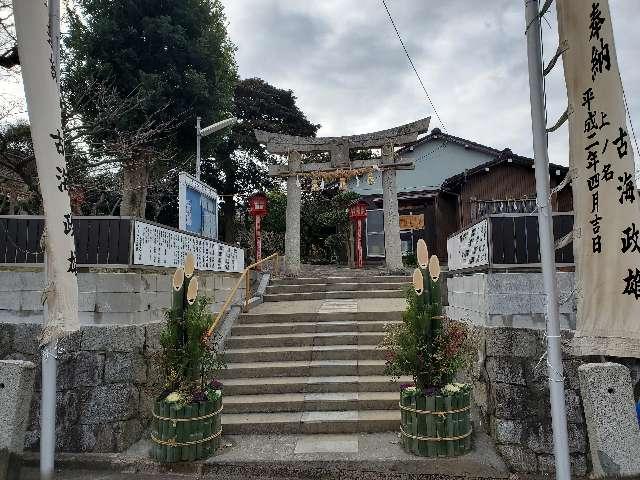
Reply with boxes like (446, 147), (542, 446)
(524, 1), (571, 479)
(40, 1), (61, 478)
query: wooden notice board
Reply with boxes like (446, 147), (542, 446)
(399, 214), (424, 230)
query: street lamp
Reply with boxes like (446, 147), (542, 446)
(348, 200), (368, 269)
(196, 116), (237, 180)
(248, 192), (268, 269)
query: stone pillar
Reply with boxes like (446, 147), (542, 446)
(381, 144), (403, 273)
(0, 360), (36, 480)
(578, 362), (640, 478)
(285, 151), (302, 276)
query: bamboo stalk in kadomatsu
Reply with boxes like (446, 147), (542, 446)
(428, 254), (443, 339)
(416, 239), (430, 307)
(170, 254), (199, 374)
(172, 267), (186, 316)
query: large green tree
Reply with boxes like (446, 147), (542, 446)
(203, 77), (319, 242)
(64, 0), (237, 217)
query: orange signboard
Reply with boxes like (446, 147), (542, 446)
(399, 214), (424, 230)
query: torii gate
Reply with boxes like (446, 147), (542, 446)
(255, 117), (430, 275)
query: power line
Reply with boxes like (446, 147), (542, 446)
(380, 0), (447, 133)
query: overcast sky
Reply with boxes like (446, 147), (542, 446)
(220, 0), (640, 167)
(2, 1), (638, 168)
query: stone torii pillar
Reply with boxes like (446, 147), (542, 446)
(255, 117), (430, 274)
(285, 151), (302, 276)
(381, 142), (403, 272)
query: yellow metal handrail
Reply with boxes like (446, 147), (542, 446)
(205, 253), (280, 338)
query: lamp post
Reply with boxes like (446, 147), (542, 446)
(196, 116), (237, 180)
(248, 192), (268, 270)
(349, 200), (368, 269)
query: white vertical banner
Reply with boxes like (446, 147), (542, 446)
(557, 0), (640, 356)
(13, 0), (79, 342)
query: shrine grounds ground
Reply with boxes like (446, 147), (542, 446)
(17, 432), (514, 480)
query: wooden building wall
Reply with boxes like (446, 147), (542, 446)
(434, 193), (458, 261)
(358, 163), (573, 265)
(458, 163), (573, 228)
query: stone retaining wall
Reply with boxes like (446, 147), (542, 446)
(447, 272), (576, 330)
(469, 325), (590, 475)
(0, 270), (243, 325)
(468, 325), (640, 476)
(0, 322), (165, 453)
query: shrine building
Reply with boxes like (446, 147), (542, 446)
(350, 128), (573, 264)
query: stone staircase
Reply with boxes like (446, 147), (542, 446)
(219, 274), (411, 434)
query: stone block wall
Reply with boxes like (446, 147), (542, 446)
(447, 272), (576, 330)
(0, 269), (244, 326)
(0, 322), (164, 453)
(469, 325), (596, 476)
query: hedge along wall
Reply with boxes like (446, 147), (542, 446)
(468, 324), (640, 477)
(0, 322), (168, 452)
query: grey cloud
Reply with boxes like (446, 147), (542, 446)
(223, 0), (639, 167)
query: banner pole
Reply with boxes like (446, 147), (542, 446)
(524, 1), (571, 479)
(40, 1), (61, 478)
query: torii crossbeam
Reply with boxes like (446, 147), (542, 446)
(255, 117), (430, 274)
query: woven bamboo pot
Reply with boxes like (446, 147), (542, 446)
(150, 395), (223, 462)
(400, 390), (472, 457)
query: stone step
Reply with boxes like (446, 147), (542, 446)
(222, 375), (411, 396)
(224, 331), (385, 349)
(224, 391), (398, 414)
(222, 409), (400, 434)
(219, 360), (387, 379)
(224, 344), (387, 363)
(236, 311), (403, 324)
(264, 290), (404, 302)
(231, 320), (398, 336)
(271, 276), (411, 286)
(266, 282), (407, 295)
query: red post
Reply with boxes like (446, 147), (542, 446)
(349, 200), (368, 270)
(248, 192), (268, 271)
(355, 217), (363, 269)
(254, 214), (262, 269)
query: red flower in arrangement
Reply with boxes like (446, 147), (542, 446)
(442, 324), (467, 358)
(384, 350), (397, 363)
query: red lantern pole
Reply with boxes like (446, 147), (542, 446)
(249, 192), (268, 272)
(349, 200), (368, 270)
(355, 216), (364, 269)
(254, 213), (262, 270)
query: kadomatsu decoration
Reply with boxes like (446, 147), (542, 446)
(380, 239), (474, 457)
(151, 253), (226, 462)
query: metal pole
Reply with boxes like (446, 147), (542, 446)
(40, 325), (57, 480)
(524, 2), (571, 479)
(42, 2), (60, 477)
(196, 116), (202, 180)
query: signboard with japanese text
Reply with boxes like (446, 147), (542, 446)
(13, 0), (79, 343)
(133, 220), (243, 272)
(557, 0), (640, 356)
(399, 214), (425, 230)
(447, 219), (489, 271)
(178, 172), (219, 240)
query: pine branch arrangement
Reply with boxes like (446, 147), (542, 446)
(381, 240), (473, 392)
(158, 253), (225, 405)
